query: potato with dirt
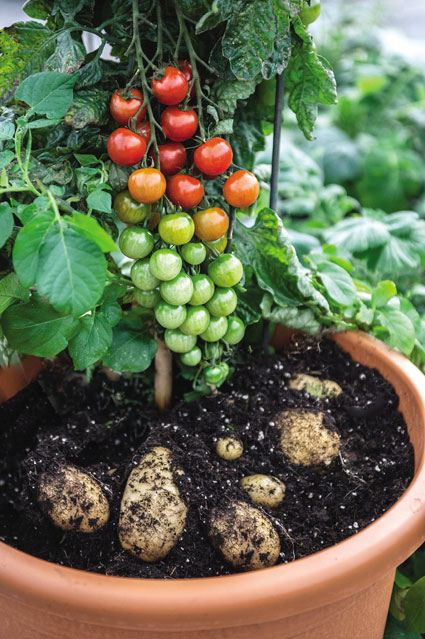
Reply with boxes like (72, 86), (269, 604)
(241, 474), (286, 508)
(289, 373), (342, 399)
(118, 446), (188, 562)
(275, 409), (341, 466)
(215, 435), (244, 460)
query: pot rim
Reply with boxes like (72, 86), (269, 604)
(1, 331), (425, 631)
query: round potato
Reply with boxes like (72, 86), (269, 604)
(275, 409), (340, 467)
(241, 474), (286, 508)
(289, 373), (342, 399)
(216, 435), (243, 460)
(118, 446), (188, 562)
(36, 464), (110, 533)
(208, 500), (280, 571)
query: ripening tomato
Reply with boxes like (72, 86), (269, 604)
(205, 235), (227, 255)
(113, 190), (151, 224)
(148, 142), (187, 176)
(107, 128), (146, 166)
(178, 60), (196, 97)
(110, 88), (146, 125)
(166, 174), (204, 209)
(223, 170), (260, 208)
(161, 106), (198, 142)
(151, 66), (188, 105)
(136, 121), (152, 145)
(128, 168), (166, 204)
(193, 138), (233, 176)
(193, 207), (229, 242)
(158, 212), (195, 246)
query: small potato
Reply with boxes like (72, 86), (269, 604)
(275, 409), (340, 467)
(289, 373), (342, 399)
(36, 464), (110, 533)
(241, 474), (286, 508)
(119, 446), (187, 562)
(208, 500), (280, 571)
(216, 436), (243, 460)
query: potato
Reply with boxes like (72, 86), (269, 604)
(36, 464), (110, 533)
(208, 500), (280, 571)
(275, 409), (340, 467)
(118, 446), (188, 562)
(216, 435), (243, 460)
(289, 373), (342, 399)
(241, 474), (286, 508)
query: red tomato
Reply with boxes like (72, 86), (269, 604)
(110, 88), (146, 126)
(128, 168), (166, 204)
(193, 207), (229, 241)
(107, 128), (147, 166)
(148, 142), (187, 176)
(161, 106), (198, 142)
(193, 138), (233, 176)
(223, 170), (260, 207)
(151, 66), (188, 105)
(167, 174), (204, 209)
(178, 59), (196, 97)
(136, 121), (152, 145)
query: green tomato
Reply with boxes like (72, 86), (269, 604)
(223, 316), (245, 345)
(219, 361), (230, 378)
(180, 306), (210, 336)
(181, 242), (207, 265)
(189, 274), (215, 306)
(204, 342), (223, 361)
(206, 287), (237, 317)
(158, 212), (195, 246)
(119, 226), (154, 259)
(300, 0), (321, 26)
(205, 235), (227, 256)
(160, 273), (194, 305)
(164, 328), (197, 353)
(149, 248), (182, 281)
(200, 316), (228, 342)
(154, 300), (187, 329)
(113, 189), (151, 224)
(180, 346), (202, 367)
(131, 258), (160, 291)
(208, 254), (243, 288)
(204, 364), (227, 385)
(133, 287), (160, 308)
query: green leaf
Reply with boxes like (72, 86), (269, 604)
(231, 108), (265, 171)
(0, 121), (15, 140)
(13, 211), (55, 287)
(384, 617), (422, 639)
(324, 216), (390, 254)
(372, 281), (397, 309)
(65, 212), (117, 252)
(395, 570), (414, 589)
(102, 322), (157, 372)
(261, 292), (320, 333)
(86, 189), (112, 214)
(213, 78), (257, 114)
(44, 32), (86, 74)
(106, 161), (132, 192)
(195, 0), (231, 33)
(28, 118), (61, 129)
(68, 312), (112, 370)
(15, 71), (78, 119)
(98, 300), (122, 327)
(64, 88), (109, 129)
(377, 308), (415, 356)
(1, 299), (74, 357)
(74, 153), (100, 166)
(0, 273), (29, 317)
(0, 202), (14, 249)
(316, 261), (357, 306)
(404, 576), (425, 632)
(23, 0), (53, 19)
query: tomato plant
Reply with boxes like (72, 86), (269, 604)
(166, 174), (204, 209)
(107, 129), (147, 167)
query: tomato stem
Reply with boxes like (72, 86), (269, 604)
(225, 206), (236, 253)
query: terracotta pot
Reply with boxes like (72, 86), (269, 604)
(0, 355), (43, 403)
(1, 331), (425, 639)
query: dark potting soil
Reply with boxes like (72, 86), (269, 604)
(0, 338), (414, 578)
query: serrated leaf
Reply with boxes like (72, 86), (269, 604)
(1, 298), (74, 357)
(64, 88), (109, 129)
(316, 261), (357, 306)
(44, 32), (86, 74)
(15, 71), (78, 119)
(0, 202), (14, 248)
(13, 211), (55, 287)
(65, 211), (117, 252)
(68, 312), (112, 369)
(87, 189), (112, 213)
(0, 273), (29, 316)
(102, 322), (157, 372)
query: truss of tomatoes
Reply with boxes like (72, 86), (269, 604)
(108, 62), (260, 385)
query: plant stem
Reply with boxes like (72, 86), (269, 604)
(154, 336), (173, 411)
(14, 127), (41, 197)
(225, 206), (236, 253)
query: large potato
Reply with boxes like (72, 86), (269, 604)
(289, 373), (342, 399)
(208, 500), (280, 571)
(275, 409), (340, 466)
(241, 474), (286, 508)
(118, 446), (188, 562)
(36, 464), (110, 533)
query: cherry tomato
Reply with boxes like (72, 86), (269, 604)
(131, 258), (160, 291)
(300, 0), (321, 26)
(128, 168), (166, 204)
(204, 364), (224, 385)
(161, 106), (198, 142)
(223, 170), (260, 208)
(155, 300), (187, 329)
(189, 274), (215, 306)
(159, 212), (194, 246)
(149, 248), (182, 281)
(148, 211), (160, 230)
(206, 287), (237, 317)
(181, 242), (206, 265)
(134, 288), (160, 309)
(113, 190), (151, 224)
(224, 316), (245, 345)
(193, 207), (229, 242)
(180, 306), (210, 336)
(136, 121), (152, 145)
(166, 174), (204, 209)
(200, 316), (228, 342)
(208, 254), (243, 287)
(107, 128), (146, 166)
(119, 226), (154, 259)
(110, 88), (146, 125)
(178, 60), (196, 97)
(180, 346), (202, 366)
(148, 142), (187, 176)
(164, 328), (197, 353)
(193, 138), (233, 176)
(205, 235), (227, 255)
(160, 273), (194, 305)
(151, 66), (188, 106)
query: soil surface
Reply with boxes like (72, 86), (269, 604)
(0, 337), (414, 578)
